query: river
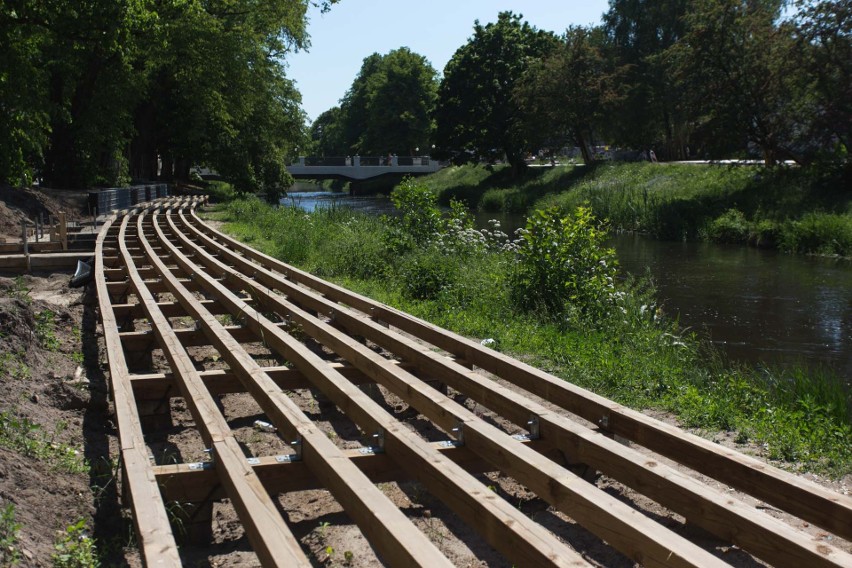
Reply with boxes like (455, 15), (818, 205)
(284, 188), (852, 382)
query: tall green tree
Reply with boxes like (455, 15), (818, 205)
(602, 0), (690, 157)
(309, 106), (348, 156)
(0, 0), (336, 189)
(515, 26), (616, 165)
(434, 12), (558, 173)
(672, 0), (799, 164)
(791, 0), (852, 164)
(335, 48), (438, 156)
(132, 0), (311, 195)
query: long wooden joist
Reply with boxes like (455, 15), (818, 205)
(95, 196), (852, 567)
(185, 204), (852, 542)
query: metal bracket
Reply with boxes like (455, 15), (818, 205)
(275, 454), (299, 464)
(527, 415), (540, 440)
(359, 429), (385, 455)
(290, 436), (303, 461)
(246, 457), (261, 466)
(188, 461), (214, 471)
(451, 421), (465, 446)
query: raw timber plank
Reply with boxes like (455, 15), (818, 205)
(154, 439), (549, 501)
(185, 206), (852, 542)
(153, 203), (591, 568)
(94, 211), (181, 566)
(123, 206), (311, 568)
(140, 206), (457, 568)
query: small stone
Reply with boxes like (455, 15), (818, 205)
(423, 509), (431, 519)
(22, 549), (33, 560)
(30, 394), (39, 403)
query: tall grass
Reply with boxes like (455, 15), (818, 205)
(420, 162), (852, 256)
(215, 194), (852, 476)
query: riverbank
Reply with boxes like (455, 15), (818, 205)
(209, 186), (851, 478)
(419, 162), (852, 256)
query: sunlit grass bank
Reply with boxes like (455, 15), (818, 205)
(420, 162), (852, 256)
(210, 185), (851, 477)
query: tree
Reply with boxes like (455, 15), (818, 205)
(309, 107), (347, 156)
(791, 0), (852, 164)
(602, 0), (691, 157)
(335, 48), (438, 156)
(0, 4), (49, 186)
(0, 0), (333, 189)
(434, 12), (558, 173)
(672, 0), (800, 164)
(132, 0), (311, 194)
(515, 26), (616, 165)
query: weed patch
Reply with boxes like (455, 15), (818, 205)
(214, 189), (852, 476)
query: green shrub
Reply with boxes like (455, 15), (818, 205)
(399, 250), (458, 300)
(1, 503), (21, 567)
(780, 212), (852, 256)
(52, 520), (99, 568)
(388, 178), (443, 250)
(708, 209), (750, 244)
(510, 206), (619, 323)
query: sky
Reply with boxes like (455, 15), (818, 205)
(286, 0), (611, 123)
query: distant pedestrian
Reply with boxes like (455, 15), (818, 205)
(387, 153), (393, 166)
(649, 149), (658, 163)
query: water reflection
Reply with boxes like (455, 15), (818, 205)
(284, 187), (852, 381)
(610, 233), (852, 382)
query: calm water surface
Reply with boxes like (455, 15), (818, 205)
(285, 189), (852, 381)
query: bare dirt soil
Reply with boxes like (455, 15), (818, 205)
(0, 188), (849, 567)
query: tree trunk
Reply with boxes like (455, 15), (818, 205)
(577, 132), (595, 166)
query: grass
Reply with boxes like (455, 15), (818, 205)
(0, 410), (88, 474)
(212, 195), (852, 476)
(0, 503), (22, 567)
(420, 161), (852, 255)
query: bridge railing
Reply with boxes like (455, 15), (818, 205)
(292, 156), (434, 167)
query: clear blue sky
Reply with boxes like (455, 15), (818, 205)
(286, 1), (611, 123)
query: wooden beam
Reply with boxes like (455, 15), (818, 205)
(154, 439), (552, 501)
(124, 206), (312, 568)
(156, 205), (587, 568)
(140, 204), (457, 568)
(94, 212), (181, 566)
(186, 207), (852, 543)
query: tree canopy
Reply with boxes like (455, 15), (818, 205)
(310, 48), (438, 157)
(0, 0), (337, 192)
(433, 12), (558, 172)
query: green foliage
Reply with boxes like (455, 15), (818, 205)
(708, 209), (750, 244)
(387, 178), (444, 250)
(602, 0), (690, 154)
(0, 0), (316, 188)
(8, 277), (31, 305)
(0, 411), (88, 474)
(0, 503), (22, 567)
(217, 193), (852, 476)
(510, 206), (619, 323)
(324, 47), (438, 157)
(52, 520), (99, 568)
(515, 26), (615, 165)
(434, 12), (558, 170)
(35, 310), (60, 351)
(400, 250), (459, 301)
(780, 213), (852, 256)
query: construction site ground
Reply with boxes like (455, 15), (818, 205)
(0, 187), (849, 567)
